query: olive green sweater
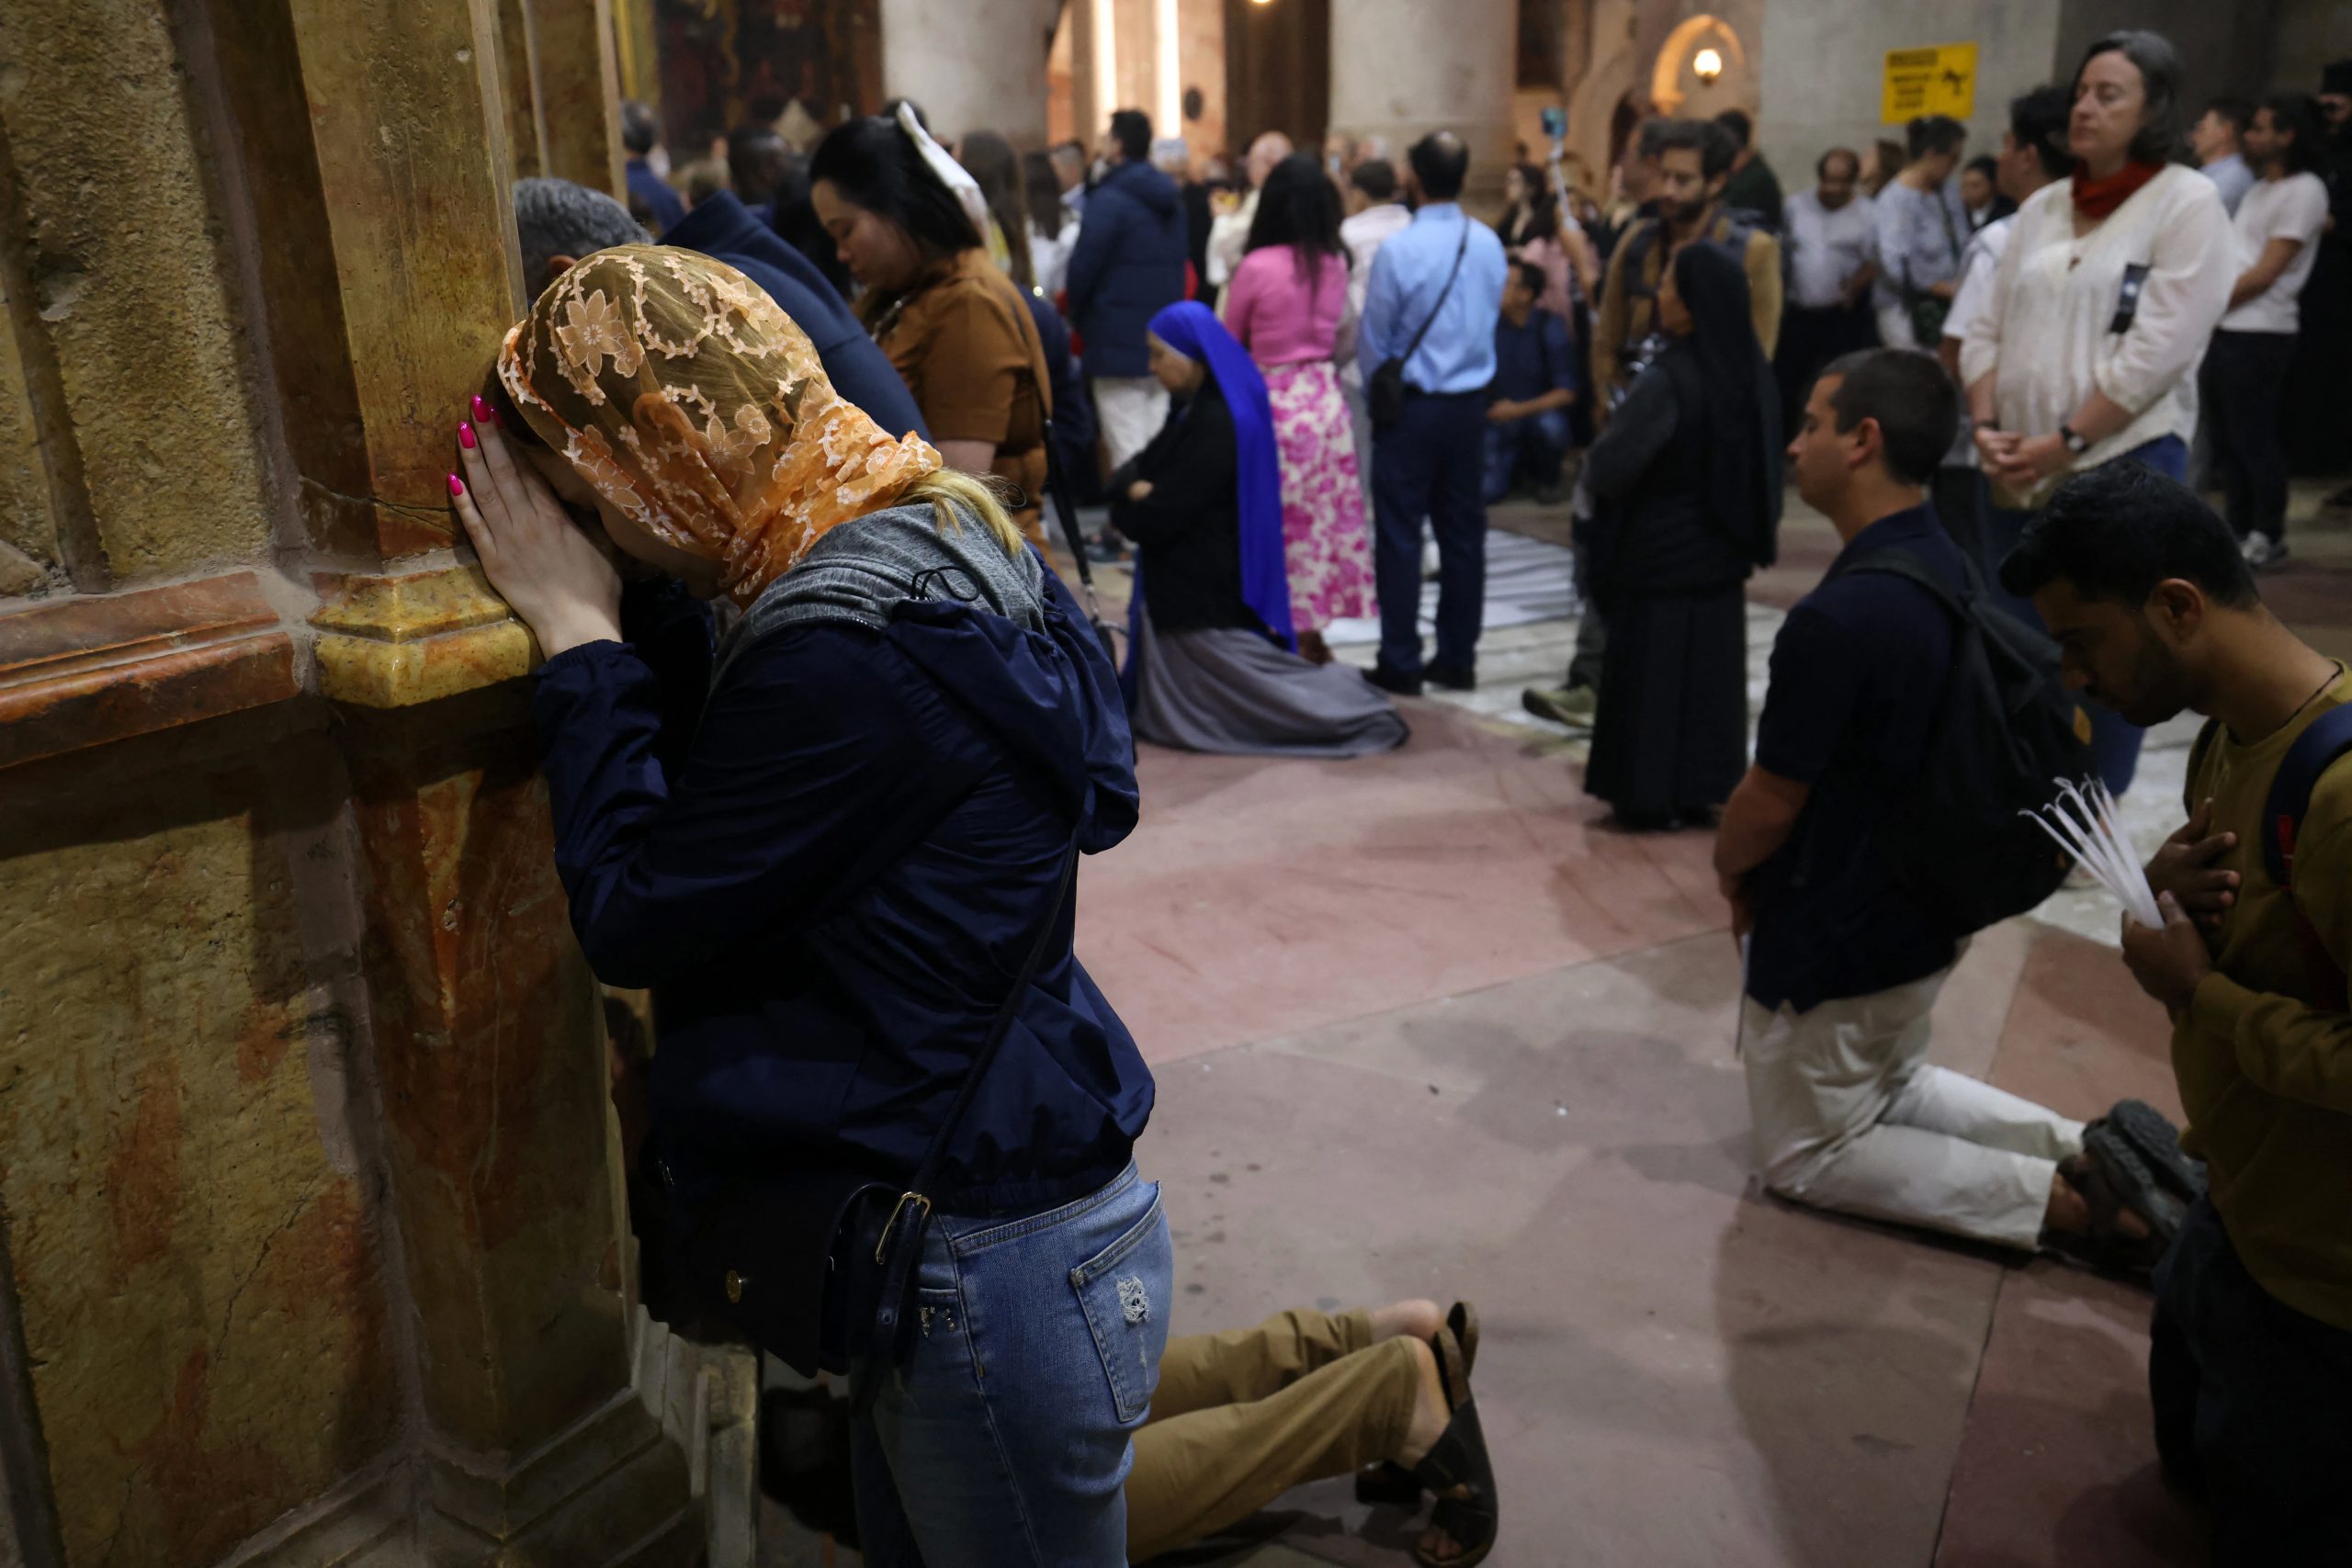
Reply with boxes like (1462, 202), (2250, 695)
(2177, 664), (2352, 1330)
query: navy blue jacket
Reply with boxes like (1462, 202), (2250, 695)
(663, 192), (930, 445)
(627, 158), (685, 236)
(534, 565), (1151, 1213)
(1066, 161), (1189, 377)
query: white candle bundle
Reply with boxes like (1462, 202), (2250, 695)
(2021, 778), (2163, 927)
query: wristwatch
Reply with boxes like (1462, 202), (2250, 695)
(2059, 423), (2091, 456)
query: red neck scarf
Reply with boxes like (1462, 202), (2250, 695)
(2072, 159), (2162, 220)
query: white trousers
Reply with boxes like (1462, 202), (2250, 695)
(1741, 961), (2083, 1252)
(1093, 377), (1170, 472)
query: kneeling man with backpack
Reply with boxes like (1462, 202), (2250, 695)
(2006, 464), (2352, 1564)
(1715, 348), (2179, 1268)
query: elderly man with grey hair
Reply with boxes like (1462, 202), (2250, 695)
(510, 176), (925, 443)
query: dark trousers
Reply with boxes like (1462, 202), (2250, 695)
(1482, 407), (1573, 502)
(1774, 299), (1880, 428)
(2201, 329), (2297, 541)
(2152, 1197), (2352, 1566)
(1982, 434), (2186, 797)
(1373, 390), (1488, 675)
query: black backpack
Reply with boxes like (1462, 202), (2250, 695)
(1835, 547), (2096, 937)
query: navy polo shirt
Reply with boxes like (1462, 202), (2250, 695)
(1491, 307), (1577, 404)
(1747, 503), (1963, 1012)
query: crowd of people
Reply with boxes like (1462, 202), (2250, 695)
(462, 31), (2352, 1563)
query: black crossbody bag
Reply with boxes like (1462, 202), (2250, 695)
(658, 842), (1080, 1392)
(1369, 218), (1471, 429)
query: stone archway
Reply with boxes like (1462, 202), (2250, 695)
(1648, 11), (1755, 118)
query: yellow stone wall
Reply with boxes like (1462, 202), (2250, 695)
(0, 731), (398, 1564)
(0, 0), (277, 586)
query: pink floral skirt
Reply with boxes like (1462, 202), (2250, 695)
(1264, 358), (1374, 630)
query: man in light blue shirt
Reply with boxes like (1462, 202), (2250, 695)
(2192, 96), (2256, 217)
(1360, 132), (1509, 694)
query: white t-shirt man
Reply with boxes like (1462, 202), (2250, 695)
(1783, 187), (1878, 310)
(2220, 171), (2330, 334)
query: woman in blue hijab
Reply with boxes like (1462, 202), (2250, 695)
(1108, 300), (1408, 757)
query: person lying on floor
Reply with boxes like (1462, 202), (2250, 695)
(1717, 347), (2186, 1273)
(1127, 1299), (1498, 1567)
(1110, 300), (1409, 758)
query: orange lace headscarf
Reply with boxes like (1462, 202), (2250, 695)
(497, 245), (941, 606)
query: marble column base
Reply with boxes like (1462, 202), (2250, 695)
(223, 1310), (756, 1568)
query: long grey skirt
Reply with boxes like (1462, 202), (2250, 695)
(1130, 611), (1409, 759)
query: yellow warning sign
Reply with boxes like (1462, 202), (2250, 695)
(1883, 42), (1978, 122)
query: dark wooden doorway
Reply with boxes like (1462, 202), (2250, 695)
(1223, 0), (1329, 158)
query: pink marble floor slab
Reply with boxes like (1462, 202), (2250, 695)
(1080, 704), (1724, 1065)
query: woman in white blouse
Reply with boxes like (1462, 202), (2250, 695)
(1960, 28), (2235, 795)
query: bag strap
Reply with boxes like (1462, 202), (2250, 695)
(1398, 218), (1473, 372)
(1041, 427), (1111, 632)
(897, 840), (1082, 1217)
(2258, 703), (2352, 1010)
(2260, 703), (2352, 889)
(1833, 544), (1982, 613)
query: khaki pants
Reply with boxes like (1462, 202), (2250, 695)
(1125, 1308), (1419, 1560)
(1741, 962), (2084, 1253)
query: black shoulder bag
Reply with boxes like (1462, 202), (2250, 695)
(1369, 218), (1472, 430)
(659, 842), (1080, 1391)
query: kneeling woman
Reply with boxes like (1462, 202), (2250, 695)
(1582, 242), (1781, 829)
(1114, 301), (1408, 758)
(453, 247), (1168, 1562)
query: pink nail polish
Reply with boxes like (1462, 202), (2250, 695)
(485, 404), (502, 427)
(471, 394), (490, 423)
(447, 473), (464, 497)
(458, 422), (476, 450)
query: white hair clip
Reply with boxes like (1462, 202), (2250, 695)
(896, 102), (992, 238)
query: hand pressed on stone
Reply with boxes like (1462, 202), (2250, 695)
(450, 405), (622, 660)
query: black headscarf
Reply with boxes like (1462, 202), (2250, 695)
(1663, 241), (1782, 568)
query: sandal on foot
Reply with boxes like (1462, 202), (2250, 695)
(1409, 1325), (1500, 1568)
(2044, 1148), (2171, 1281)
(1356, 1302), (1485, 1507)
(2086, 1100), (2205, 1204)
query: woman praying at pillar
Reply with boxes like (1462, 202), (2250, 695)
(1114, 300), (1408, 757)
(1961, 28), (2234, 797)
(448, 245), (1166, 1562)
(1222, 152), (1375, 663)
(810, 107), (1054, 543)
(1582, 243), (1780, 830)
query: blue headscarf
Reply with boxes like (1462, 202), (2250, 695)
(1146, 301), (1295, 651)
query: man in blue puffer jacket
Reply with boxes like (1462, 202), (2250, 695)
(1067, 108), (1190, 473)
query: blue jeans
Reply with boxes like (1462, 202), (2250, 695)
(1373, 390), (1489, 675)
(1981, 434), (2187, 797)
(851, 1162), (1174, 1566)
(1483, 407), (1573, 501)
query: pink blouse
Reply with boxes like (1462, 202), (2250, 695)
(1222, 247), (1352, 367)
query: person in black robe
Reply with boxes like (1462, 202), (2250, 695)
(1581, 241), (1781, 829)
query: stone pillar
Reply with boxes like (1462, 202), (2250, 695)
(0, 0), (752, 1559)
(879, 0), (1057, 146)
(531, 0), (628, 197)
(1328, 0), (1518, 209)
(1071, 0), (1119, 149)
